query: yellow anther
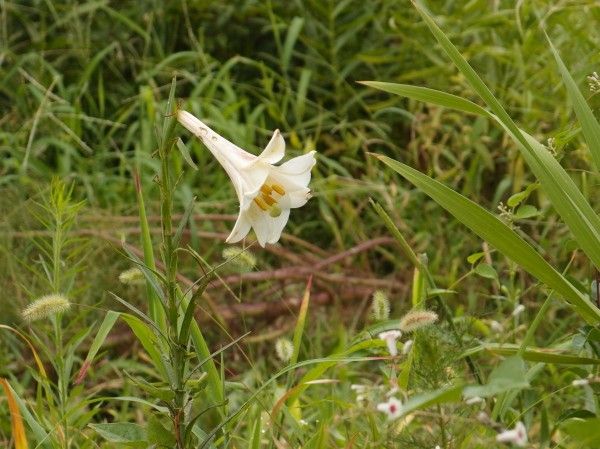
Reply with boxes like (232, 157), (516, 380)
(260, 184), (273, 195)
(261, 193), (276, 206)
(272, 184), (285, 196)
(253, 196), (269, 211)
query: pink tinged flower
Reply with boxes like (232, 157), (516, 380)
(378, 330), (402, 356)
(376, 397), (403, 420)
(496, 421), (527, 447)
(177, 110), (316, 247)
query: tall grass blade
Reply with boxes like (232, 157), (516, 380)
(409, 4), (600, 270)
(373, 154), (600, 325)
(547, 35), (600, 171)
(0, 378), (29, 449)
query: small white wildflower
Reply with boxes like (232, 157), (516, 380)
(274, 338), (294, 362)
(118, 267), (145, 285)
(477, 411), (490, 423)
(497, 201), (513, 222)
(22, 294), (70, 322)
(222, 246), (257, 270)
(376, 397), (403, 420)
(572, 378), (590, 387)
(399, 310), (438, 332)
(350, 384), (367, 393)
(489, 320), (504, 333)
(356, 394), (366, 403)
(496, 421), (527, 447)
(512, 303), (525, 317)
(465, 396), (484, 405)
(402, 339), (413, 355)
(378, 330), (402, 356)
(587, 72), (600, 94)
(546, 137), (558, 156)
(371, 290), (390, 321)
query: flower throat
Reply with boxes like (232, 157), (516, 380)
(253, 183), (286, 217)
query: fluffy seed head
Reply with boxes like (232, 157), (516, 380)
(222, 246), (257, 270)
(119, 267), (145, 285)
(371, 290), (390, 321)
(399, 310), (438, 332)
(275, 338), (294, 362)
(22, 294), (70, 323)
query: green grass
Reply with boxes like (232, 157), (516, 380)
(2, 0), (600, 448)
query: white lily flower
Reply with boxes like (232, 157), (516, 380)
(496, 421), (527, 447)
(376, 396), (403, 420)
(378, 330), (402, 356)
(178, 110), (316, 247)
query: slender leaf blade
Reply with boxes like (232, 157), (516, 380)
(373, 154), (600, 325)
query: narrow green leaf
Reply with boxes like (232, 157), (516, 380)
(176, 138), (198, 170)
(89, 422), (146, 446)
(462, 343), (600, 365)
(359, 81), (488, 116)
(370, 199), (421, 268)
(134, 173), (167, 332)
(369, 4), (600, 271)
(463, 356), (529, 398)
(291, 277), (312, 366)
(561, 417), (600, 447)
(547, 35), (600, 170)
(399, 384), (464, 417)
(282, 17), (304, 71)
(373, 154), (600, 325)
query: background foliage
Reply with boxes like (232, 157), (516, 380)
(2, 0), (600, 447)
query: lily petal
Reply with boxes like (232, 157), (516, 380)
(178, 111), (269, 200)
(258, 129), (286, 164)
(267, 208), (291, 244)
(226, 212), (252, 243)
(275, 151), (317, 186)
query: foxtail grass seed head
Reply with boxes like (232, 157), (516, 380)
(378, 330), (402, 356)
(371, 290), (390, 321)
(376, 397), (403, 420)
(22, 294), (70, 323)
(399, 310), (438, 333)
(222, 246), (257, 270)
(496, 421), (527, 447)
(118, 267), (145, 285)
(275, 338), (294, 362)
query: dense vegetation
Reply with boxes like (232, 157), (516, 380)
(2, 1), (600, 447)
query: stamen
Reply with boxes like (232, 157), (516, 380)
(253, 197), (268, 211)
(272, 184), (285, 195)
(261, 193), (276, 206)
(260, 185), (273, 195)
